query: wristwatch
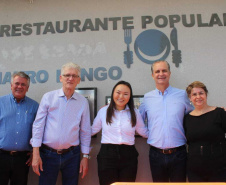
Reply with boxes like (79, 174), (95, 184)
(83, 154), (90, 159)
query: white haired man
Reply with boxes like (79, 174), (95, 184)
(31, 63), (91, 185)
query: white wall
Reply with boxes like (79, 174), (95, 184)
(1, 0), (226, 184)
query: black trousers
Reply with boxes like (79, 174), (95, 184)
(187, 154), (226, 182)
(187, 143), (226, 182)
(97, 144), (138, 185)
(149, 146), (187, 182)
(0, 151), (29, 185)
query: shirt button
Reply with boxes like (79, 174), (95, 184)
(15, 142), (17, 144)
(17, 122), (19, 124)
(16, 132), (18, 134)
(17, 113), (19, 114)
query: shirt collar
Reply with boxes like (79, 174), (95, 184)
(58, 88), (77, 100)
(114, 104), (130, 112)
(10, 93), (26, 103)
(155, 85), (172, 95)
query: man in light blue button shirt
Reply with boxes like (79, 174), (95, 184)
(139, 61), (193, 182)
(31, 62), (91, 185)
(0, 72), (39, 185)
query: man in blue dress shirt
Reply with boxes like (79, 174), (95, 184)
(139, 60), (193, 182)
(0, 72), (39, 185)
(31, 62), (91, 185)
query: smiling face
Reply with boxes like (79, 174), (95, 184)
(190, 87), (207, 108)
(60, 67), (81, 91)
(11, 76), (29, 102)
(152, 61), (171, 88)
(113, 84), (131, 111)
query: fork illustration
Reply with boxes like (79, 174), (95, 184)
(124, 29), (133, 68)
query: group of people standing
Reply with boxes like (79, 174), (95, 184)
(0, 60), (226, 185)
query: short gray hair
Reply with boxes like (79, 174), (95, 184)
(11, 72), (30, 86)
(151, 60), (170, 74)
(61, 62), (81, 76)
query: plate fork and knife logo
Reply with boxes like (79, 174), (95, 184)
(123, 28), (182, 68)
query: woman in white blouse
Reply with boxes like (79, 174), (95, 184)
(92, 81), (148, 185)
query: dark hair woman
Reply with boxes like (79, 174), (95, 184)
(92, 80), (148, 185)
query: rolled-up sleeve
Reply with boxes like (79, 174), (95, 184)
(30, 94), (48, 147)
(91, 109), (102, 136)
(79, 99), (91, 154)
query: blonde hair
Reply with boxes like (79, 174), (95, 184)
(186, 81), (208, 97)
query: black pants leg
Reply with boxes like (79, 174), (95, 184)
(97, 144), (138, 185)
(0, 152), (29, 185)
(0, 153), (11, 185)
(118, 157), (137, 182)
(187, 154), (226, 182)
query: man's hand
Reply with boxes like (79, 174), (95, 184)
(32, 147), (43, 176)
(79, 157), (89, 179)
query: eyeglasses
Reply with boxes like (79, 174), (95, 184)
(62, 74), (80, 79)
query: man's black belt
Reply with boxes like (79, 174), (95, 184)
(41, 144), (77, 155)
(0, 149), (29, 156)
(150, 145), (186, 154)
